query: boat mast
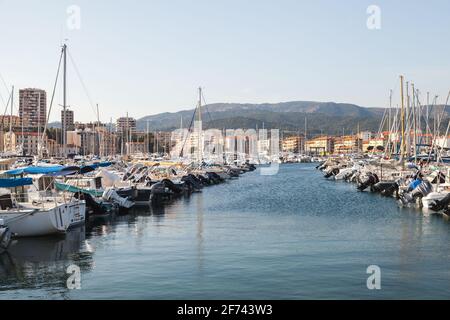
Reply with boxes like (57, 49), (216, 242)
(406, 81), (411, 159)
(400, 75), (406, 163)
(412, 83), (417, 164)
(126, 112), (129, 155)
(109, 117), (113, 155)
(62, 43), (67, 157)
(96, 103), (101, 157)
(38, 91), (41, 158)
(387, 89), (392, 157)
(9, 85), (13, 135)
(426, 92), (430, 138)
(197, 87), (202, 164)
(304, 116), (307, 154)
(146, 120), (150, 154)
(21, 94), (24, 156)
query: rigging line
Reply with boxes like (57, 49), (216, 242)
(67, 49), (98, 119)
(200, 90), (214, 123)
(437, 91), (450, 132)
(0, 71), (10, 96)
(179, 106), (198, 157)
(433, 90), (450, 163)
(416, 96), (439, 165)
(0, 90), (12, 131)
(42, 48), (64, 144)
(0, 88), (6, 108)
(0, 72), (10, 108)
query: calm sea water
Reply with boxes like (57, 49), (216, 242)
(1, 163), (450, 300)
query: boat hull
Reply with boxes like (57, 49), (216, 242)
(66, 200), (86, 229)
(0, 204), (71, 237)
(422, 192), (449, 214)
(134, 188), (152, 206)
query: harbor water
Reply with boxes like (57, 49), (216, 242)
(1, 163), (450, 299)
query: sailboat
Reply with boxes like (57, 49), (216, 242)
(0, 176), (69, 237)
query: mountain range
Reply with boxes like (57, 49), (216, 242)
(137, 101), (387, 135)
(49, 101), (450, 136)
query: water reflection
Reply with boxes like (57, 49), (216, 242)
(0, 204), (174, 295)
(196, 193), (204, 271)
(3, 165), (450, 299)
(0, 227), (94, 296)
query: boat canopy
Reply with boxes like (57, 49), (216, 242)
(5, 162), (113, 176)
(80, 165), (96, 174)
(45, 169), (80, 177)
(5, 165), (65, 176)
(54, 181), (104, 197)
(94, 162), (114, 168)
(0, 178), (33, 188)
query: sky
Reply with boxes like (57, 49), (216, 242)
(0, 0), (449, 123)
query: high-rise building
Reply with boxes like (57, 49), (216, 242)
(116, 117), (136, 134)
(19, 88), (47, 129)
(61, 109), (75, 131)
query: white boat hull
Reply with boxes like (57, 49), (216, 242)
(422, 192), (448, 213)
(0, 203), (74, 237)
(66, 200), (86, 229)
(334, 168), (354, 180)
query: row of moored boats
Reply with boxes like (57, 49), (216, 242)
(0, 160), (256, 254)
(318, 157), (450, 215)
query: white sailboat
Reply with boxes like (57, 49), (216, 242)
(0, 190), (70, 237)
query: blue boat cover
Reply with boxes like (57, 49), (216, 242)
(408, 179), (422, 191)
(45, 170), (79, 177)
(5, 165), (64, 175)
(89, 162), (113, 169)
(0, 178), (33, 188)
(5, 162), (112, 176)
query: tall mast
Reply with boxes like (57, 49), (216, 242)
(109, 117), (112, 155)
(9, 86), (13, 134)
(38, 91), (41, 158)
(197, 87), (202, 163)
(96, 103), (101, 157)
(406, 81), (410, 158)
(387, 89), (392, 157)
(126, 112), (129, 155)
(304, 116), (308, 154)
(21, 95), (24, 156)
(426, 92), (430, 137)
(357, 122), (360, 153)
(62, 43), (67, 157)
(400, 75), (405, 162)
(388, 89), (392, 133)
(412, 83), (417, 163)
(156, 131), (159, 153)
(146, 120), (149, 154)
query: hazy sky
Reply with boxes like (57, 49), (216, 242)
(0, 0), (449, 123)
